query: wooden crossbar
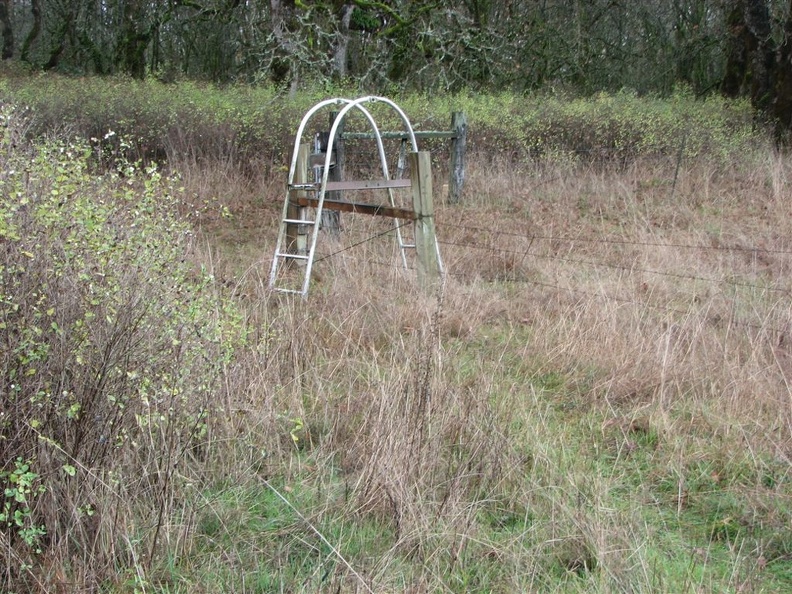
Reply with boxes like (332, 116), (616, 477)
(327, 179), (411, 191)
(293, 196), (416, 219)
(290, 179), (411, 192)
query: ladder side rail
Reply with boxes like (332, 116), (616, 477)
(366, 97), (420, 152)
(368, 121), (410, 270)
(300, 99), (386, 295)
(287, 98), (351, 186)
(393, 138), (410, 269)
(270, 143), (312, 289)
(268, 189), (293, 288)
(272, 99), (348, 292)
(366, 97), (421, 267)
(321, 98), (410, 275)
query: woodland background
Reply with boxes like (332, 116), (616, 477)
(1, 0), (792, 135)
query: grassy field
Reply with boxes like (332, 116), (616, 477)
(1, 77), (791, 592)
(173, 140), (792, 592)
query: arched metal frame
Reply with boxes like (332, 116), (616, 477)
(270, 96), (442, 296)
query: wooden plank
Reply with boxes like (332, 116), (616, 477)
(341, 131), (458, 140)
(326, 179), (411, 191)
(294, 196), (416, 220)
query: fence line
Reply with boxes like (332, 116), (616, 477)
(437, 222), (792, 255)
(307, 219), (791, 297)
(436, 238), (790, 294)
(303, 214), (790, 339)
(328, 248), (789, 337)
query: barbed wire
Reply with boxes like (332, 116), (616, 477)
(436, 221), (792, 255)
(436, 238), (791, 294)
(310, 218), (789, 338)
(334, 248), (788, 337)
(313, 220), (412, 264)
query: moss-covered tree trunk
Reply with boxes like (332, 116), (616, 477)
(772, 0), (792, 136)
(0, 0), (13, 59)
(116, 0), (152, 79)
(20, 0), (40, 63)
(722, 0), (792, 140)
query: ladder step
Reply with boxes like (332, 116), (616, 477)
(289, 179), (411, 192)
(277, 252), (310, 260)
(283, 218), (316, 225)
(401, 243), (416, 248)
(273, 288), (305, 295)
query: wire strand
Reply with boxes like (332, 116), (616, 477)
(436, 221), (792, 255)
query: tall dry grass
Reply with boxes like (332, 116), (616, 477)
(178, 144), (792, 591)
(5, 109), (787, 589)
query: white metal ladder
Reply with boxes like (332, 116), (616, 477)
(269, 96), (420, 298)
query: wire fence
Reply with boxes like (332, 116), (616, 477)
(296, 125), (787, 338)
(306, 213), (791, 338)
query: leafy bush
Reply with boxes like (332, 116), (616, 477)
(0, 73), (765, 179)
(0, 104), (244, 591)
(405, 87), (763, 164)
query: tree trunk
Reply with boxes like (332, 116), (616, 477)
(20, 0), (41, 63)
(117, 0), (152, 79)
(332, 4), (353, 80)
(722, 0), (792, 139)
(772, 0), (792, 137)
(721, 0), (769, 102)
(0, 0), (13, 59)
(269, 0), (297, 85)
(44, 6), (73, 70)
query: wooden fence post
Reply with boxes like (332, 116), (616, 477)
(410, 151), (441, 291)
(321, 111), (344, 235)
(286, 143), (310, 260)
(448, 111), (467, 205)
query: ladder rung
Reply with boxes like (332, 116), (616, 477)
(276, 252), (310, 260)
(401, 243), (416, 248)
(283, 218), (316, 225)
(327, 179), (411, 191)
(289, 183), (316, 191)
(273, 288), (305, 295)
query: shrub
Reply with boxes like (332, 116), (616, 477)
(0, 104), (244, 591)
(0, 73), (765, 179)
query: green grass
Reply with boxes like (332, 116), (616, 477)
(144, 316), (791, 593)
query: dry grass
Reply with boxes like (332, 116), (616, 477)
(167, 145), (792, 592)
(4, 143), (777, 592)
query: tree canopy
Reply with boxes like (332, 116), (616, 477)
(1, 0), (791, 136)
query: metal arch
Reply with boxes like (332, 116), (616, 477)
(271, 97), (350, 291)
(286, 97), (350, 185)
(286, 96), (419, 185)
(301, 97), (421, 292)
(271, 96), (436, 297)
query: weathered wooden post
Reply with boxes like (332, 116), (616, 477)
(322, 111), (345, 235)
(410, 151), (441, 290)
(448, 111), (467, 205)
(285, 143), (310, 259)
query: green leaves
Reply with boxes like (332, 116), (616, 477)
(0, 458), (46, 550)
(0, 105), (248, 588)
